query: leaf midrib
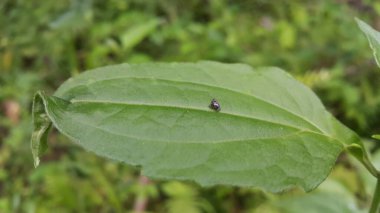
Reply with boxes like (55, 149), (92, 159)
(47, 97), (341, 147)
(65, 98), (342, 145)
(59, 75), (327, 135)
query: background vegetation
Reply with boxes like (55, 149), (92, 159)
(1, 0), (380, 212)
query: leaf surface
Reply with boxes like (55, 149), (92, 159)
(31, 61), (364, 192)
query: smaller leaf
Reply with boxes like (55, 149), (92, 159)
(49, 0), (93, 30)
(120, 19), (162, 50)
(373, 135), (380, 140)
(255, 180), (365, 213)
(356, 18), (380, 68)
(270, 191), (364, 213)
(31, 91), (52, 167)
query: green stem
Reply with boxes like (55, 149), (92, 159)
(370, 178), (380, 213)
(362, 153), (380, 178)
(347, 144), (379, 178)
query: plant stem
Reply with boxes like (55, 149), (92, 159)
(370, 178), (380, 213)
(363, 153), (380, 178)
(133, 175), (150, 213)
(347, 144), (379, 178)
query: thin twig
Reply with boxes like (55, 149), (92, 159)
(133, 175), (150, 213)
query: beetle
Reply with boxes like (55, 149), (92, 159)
(209, 98), (221, 112)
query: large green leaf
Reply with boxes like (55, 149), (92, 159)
(356, 18), (380, 68)
(31, 61), (366, 192)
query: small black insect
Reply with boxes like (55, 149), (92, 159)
(209, 98), (221, 112)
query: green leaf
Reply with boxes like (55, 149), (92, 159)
(255, 180), (365, 213)
(260, 192), (363, 213)
(356, 18), (380, 68)
(31, 61), (366, 192)
(120, 18), (161, 51)
(49, 0), (93, 31)
(31, 91), (52, 167)
(373, 135), (380, 140)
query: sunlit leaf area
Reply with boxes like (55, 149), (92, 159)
(2, 0), (380, 212)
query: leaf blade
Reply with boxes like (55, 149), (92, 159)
(32, 61), (363, 192)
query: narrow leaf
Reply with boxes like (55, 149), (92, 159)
(31, 61), (365, 192)
(356, 18), (380, 68)
(31, 91), (52, 167)
(373, 135), (380, 140)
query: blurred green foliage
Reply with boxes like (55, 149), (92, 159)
(1, 0), (380, 212)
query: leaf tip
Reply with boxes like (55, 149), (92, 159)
(354, 17), (360, 24)
(355, 17), (370, 33)
(33, 157), (40, 168)
(354, 17), (362, 24)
